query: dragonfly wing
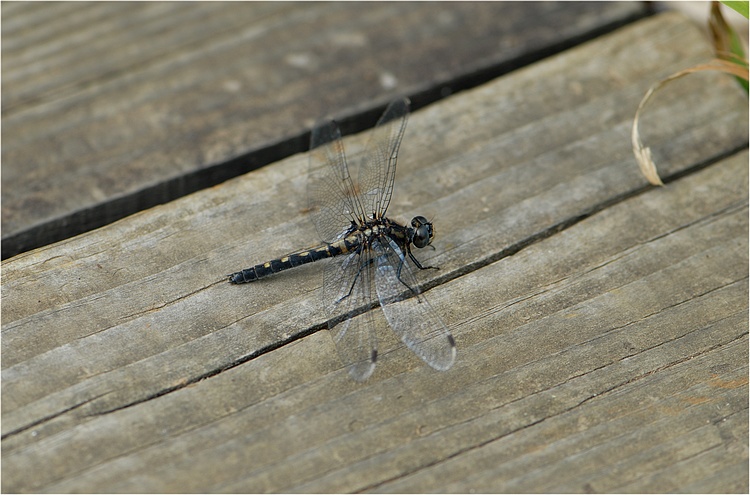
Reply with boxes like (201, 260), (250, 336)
(357, 97), (410, 220)
(324, 247), (378, 381)
(308, 119), (362, 243)
(373, 237), (456, 371)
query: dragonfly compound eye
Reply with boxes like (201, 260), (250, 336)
(411, 216), (434, 248)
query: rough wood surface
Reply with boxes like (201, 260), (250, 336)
(1, 1), (647, 258)
(2, 12), (748, 493)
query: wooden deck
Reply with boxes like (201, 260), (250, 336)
(2, 4), (748, 493)
(2, 1), (645, 259)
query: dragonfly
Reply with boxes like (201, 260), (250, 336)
(229, 97), (455, 381)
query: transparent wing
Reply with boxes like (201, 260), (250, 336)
(373, 237), (456, 371)
(324, 246), (378, 381)
(307, 98), (417, 380)
(357, 97), (410, 221)
(307, 120), (365, 243)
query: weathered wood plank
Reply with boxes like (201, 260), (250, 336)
(1, 1), (647, 258)
(6, 151), (747, 493)
(2, 12), (747, 493)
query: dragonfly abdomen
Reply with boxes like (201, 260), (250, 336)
(228, 235), (361, 284)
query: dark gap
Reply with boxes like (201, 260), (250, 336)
(1, 8), (651, 260)
(53, 139), (749, 425)
(80, 322), (325, 419)
(431, 140), (749, 291)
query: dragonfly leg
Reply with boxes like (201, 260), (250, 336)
(407, 249), (439, 271)
(337, 254), (376, 303)
(393, 248), (438, 293)
(393, 256), (415, 292)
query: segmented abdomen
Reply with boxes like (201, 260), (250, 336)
(228, 236), (360, 284)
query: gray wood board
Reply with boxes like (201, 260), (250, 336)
(1, 1), (647, 257)
(2, 12), (748, 493)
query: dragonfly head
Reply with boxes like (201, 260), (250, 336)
(410, 216), (434, 249)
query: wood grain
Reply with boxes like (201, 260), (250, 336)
(1, 2), (647, 258)
(2, 11), (747, 493)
